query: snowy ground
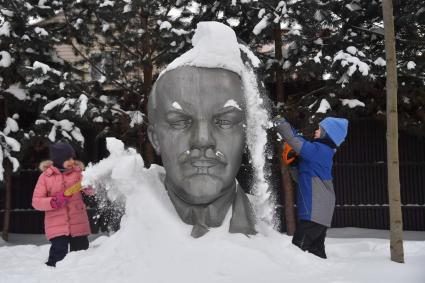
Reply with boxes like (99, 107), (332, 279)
(2, 227), (424, 247)
(0, 228), (424, 283)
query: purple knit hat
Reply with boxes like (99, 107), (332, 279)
(49, 142), (76, 168)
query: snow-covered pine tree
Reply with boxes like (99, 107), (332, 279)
(242, 0), (424, 136)
(60, 0), (199, 165)
(0, 0), (85, 176)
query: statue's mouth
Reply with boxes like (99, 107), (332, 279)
(191, 159), (220, 174)
(177, 149), (228, 175)
(191, 159), (218, 167)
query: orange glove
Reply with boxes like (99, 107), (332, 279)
(281, 143), (298, 165)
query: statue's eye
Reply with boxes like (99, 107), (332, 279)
(215, 119), (233, 129)
(170, 119), (191, 130)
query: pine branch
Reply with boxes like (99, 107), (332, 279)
(62, 12), (144, 98)
(398, 70), (425, 80)
(69, 39), (136, 94)
(350, 25), (425, 44)
(257, 0), (277, 13)
(151, 49), (169, 63)
(93, 12), (145, 59)
(86, 94), (128, 117)
(293, 86), (329, 99)
(116, 49), (131, 85)
(329, 9), (424, 45)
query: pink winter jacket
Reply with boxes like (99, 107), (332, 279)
(32, 160), (92, 240)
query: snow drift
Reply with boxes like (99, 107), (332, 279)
(0, 139), (424, 283)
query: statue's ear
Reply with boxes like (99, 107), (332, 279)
(147, 125), (161, 154)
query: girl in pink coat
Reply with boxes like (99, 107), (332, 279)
(32, 142), (93, 267)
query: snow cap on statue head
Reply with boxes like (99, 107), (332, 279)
(161, 21), (244, 77)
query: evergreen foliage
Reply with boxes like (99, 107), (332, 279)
(1, 0), (424, 178)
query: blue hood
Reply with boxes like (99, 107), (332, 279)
(319, 117), (349, 147)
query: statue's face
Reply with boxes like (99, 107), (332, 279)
(148, 66), (246, 204)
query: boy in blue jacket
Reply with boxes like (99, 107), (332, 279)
(274, 116), (349, 259)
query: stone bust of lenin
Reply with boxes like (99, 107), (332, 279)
(147, 22), (256, 238)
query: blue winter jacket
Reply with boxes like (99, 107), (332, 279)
(276, 117), (348, 227)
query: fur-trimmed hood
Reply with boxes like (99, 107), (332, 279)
(39, 160), (85, 172)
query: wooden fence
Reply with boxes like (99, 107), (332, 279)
(1, 119), (424, 233)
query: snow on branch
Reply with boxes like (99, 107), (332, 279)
(341, 99), (365, 108)
(3, 117), (19, 135)
(3, 136), (20, 152)
(0, 21), (11, 37)
(407, 61), (416, 70)
(0, 132), (21, 180)
(373, 57), (386, 66)
(0, 144), (3, 181)
(316, 98), (331, 113)
(32, 61), (62, 76)
(0, 51), (12, 68)
(42, 97), (66, 113)
(126, 111), (144, 128)
(253, 15), (271, 35)
(333, 50), (370, 77)
(42, 119), (85, 146)
(78, 94), (88, 117)
(99, 0), (115, 8)
(4, 84), (28, 100)
(34, 27), (48, 36)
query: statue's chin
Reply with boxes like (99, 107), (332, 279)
(179, 175), (225, 204)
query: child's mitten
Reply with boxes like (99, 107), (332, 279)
(50, 192), (71, 209)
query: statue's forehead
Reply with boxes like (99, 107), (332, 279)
(155, 67), (245, 110)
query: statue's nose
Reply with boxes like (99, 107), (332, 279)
(190, 119), (216, 151)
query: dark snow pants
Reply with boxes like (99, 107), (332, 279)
(292, 220), (328, 259)
(46, 235), (89, 267)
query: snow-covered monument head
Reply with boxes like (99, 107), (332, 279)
(147, 22), (271, 238)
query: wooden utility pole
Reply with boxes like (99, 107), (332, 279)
(382, 0), (404, 263)
(274, 23), (296, 235)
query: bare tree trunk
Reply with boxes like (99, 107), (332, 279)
(1, 94), (12, 241)
(280, 160), (296, 235)
(2, 160), (12, 241)
(140, 10), (155, 167)
(274, 24), (296, 234)
(382, 0), (404, 263)
(274, 24), (285, 103)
